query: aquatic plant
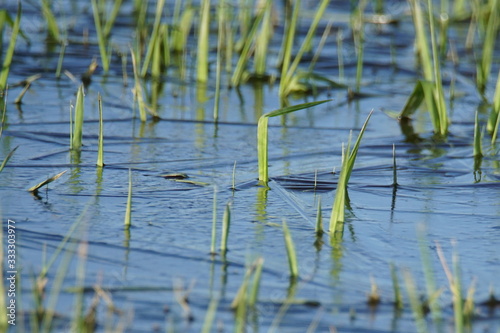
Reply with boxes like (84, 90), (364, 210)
(91, 0), (110, 73)
(96, 93), (104, 167)
(257, 100), (330, 186)
(402, 0), (448, 136)
(210, 186), (217, 255)
(329, 110), (372, 238)
(282, 219), (299, 278)
(27, 170), (67, 194)
(315, 197), (323, 236)
(220, 202), (231, 254)
(197, 0), (210, 83)
(140, 0), (166, 78)
(70, 85), (85, 151)
(0, 3), (20, 92)
(476, 0), (499, 95)
(489, 70), (500, 143)
(124, 169), (132, 228)
(41, 0), (60, 42)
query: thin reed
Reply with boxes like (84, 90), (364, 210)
(71, 85), (85, 151)
(220, 202), (231, 254)
(124, 169), (132, 228)
(282, 219), (298, 278)
(96, 93), (104, 167)
(0, 3), (20, 91)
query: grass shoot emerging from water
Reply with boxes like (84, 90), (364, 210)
(96, 93), (104, 167)
(27, 170), (67, 194)
(70, 85), (85, 151)
(0, 3), (20, 92)
(124, 169), (132, 228)
(220, 202), (231, 255)
(282, 219), (299, 278)
(257, 100), (330, 185)
(329, 110), (372, 239)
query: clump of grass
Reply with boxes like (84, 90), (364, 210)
(70, 85), (85, 151)
(257, 100), (330, 186)
(402, 0), (448, 137)
(329, 110), (372, 239)
(96, 93), (104, 167)
(230, 257), (264, 324)
(91, 0), (110, 73)
(282, 219), (298, 278)
(476, 0), (499, 95)
(0, 3), (21, 92)
(124, 169), (132, 228)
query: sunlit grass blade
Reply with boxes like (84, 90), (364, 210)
(473, 110), (483, 157)
(282, 219), (298, 278)
(248, 257), (264, 307)
(103, 0), (123, 39)
(253, 0), (272, 77)
(403, 269), (428, 333)
(27, 170), (67, 194)
(0, 3), (21, 91)
(220, 202), (231, 254)
(130, 48), (148, 122)
(280, 0), (330, 98)
(171, 6), (195, 53)
(257, 100), (330, 185)
(91, 0), (110, 73)
(71, 85), (85, 151)
(140, 0), (166, 77)
(41, 0), (60, 42)
(124, 169), (132, 228)
(0, 145), (18, 173)
(96, 93), (104, 167)
(201, 297), (219, 333)
(315, 197), (323, 236)
(476, 0), (498, 95)
(196, 0), (210, 83)
(488, 70), (500, 143)
(329, 110), (372, 236)
(390, 263), (403, 309)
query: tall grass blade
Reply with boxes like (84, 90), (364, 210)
(315, 197), (323, 236)
(124, 169), (132, 228)
(91, 0), (110, 73)
(27, 170), (67, 194)
(210, 186), (217, 255)
(280, 0), (330, 98)
(171, 7), (195, 53)
(0, 3), (20, 91)
(476, 0), (499, 95)
(403, 269), (428, 333)
(257, 100), (330, 185)
(329, 110), (372, 236)
(201, 297), (219, 333)
(96, 93), (104, 167)
(282, 219), (299, 278)
(130, 48), (148, 122)
(71, 85), (85, 150)
(55, 41), (66, 78)
(489, 70), (500, 142)
(253, 0), (272, 76)
(140, 0), (166, 77)
(473, 110), (483, 157)
(248, 257), (264, 307)
(103, 0), (123, 39)
(390, 263), (403, 309)
(220, 202), (231, 254)
(0, 145), (18, 173)
(196, 0), (210, 83)
(41, 0), (60, 42)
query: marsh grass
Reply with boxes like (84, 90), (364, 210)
(91, 0), (110, 73)
(404, 0), (448, 136)
(315, 197), (323, 236)
(124, 169), (132, 228)
(41, 0), (60, 42)
(282, 219), (299, 278)
(201, 298), (219, 333)
(0, 96), (18, 172)
(96, 93), (104, 167)
(130, 49), (149, 122)
(0, 3), (20, 92)
(257, 100), (330, 185)
(70, 85), (85, 151)
(220, 202), (231, 255)
(253, 0), (272, 77)
(402, 269), (428, 333)
(27, 170), (67, 194)
(14, 74), (41, 104)
(473, 110), (483, 157)
(55, 42), (67, 78)
(329, 110), (372, 239)
(352, 0), (367, 93)
(476, 0), (499, 95)
(196, 0), (210, 83)
(390, 263), (403, 309)
(140, 0), (166, 78)
(489, 70), (500, 143)
(210, 186), (217, 255)
(278, 0), (330, 98)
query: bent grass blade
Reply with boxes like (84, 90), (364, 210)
(28, 170), (67, 194)
(257, 100), (331, 185)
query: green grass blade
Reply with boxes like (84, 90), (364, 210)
(248, 257), (264, 307)
(103, 0), (123, 39)
(201, 297), (219, 333)
(477, 0), (499, 95)
(27, 170), (67, 193)
(390, 263), (403, 309)
(0, 145), (18, 173)
(124, 169), (132, 228)
(409, 0), (433, 81)
(96, 93), (104, 167)
(254, 0), (272, 76)
(399, 80), (425, 119)
(279, 0), (300, 91)
(41, 0), (60, 42)
(488, 69), (500, 142)
(130, 48), (148, 122)
(210, 186), (217, 254)
(220, 202), (231, 254)
(257, 100), (330, 184)
(196, 0), (210, 83)
(71, 85), (85, 150)
(0, 3), (21, 91)
(473, 110), (483, 157)
(315, 197), (323, 235)
(282, 219), (299, 278)
(91, 0), (109, 73)
(140, 0), (166, 77)
(403, 269), (428, 333)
